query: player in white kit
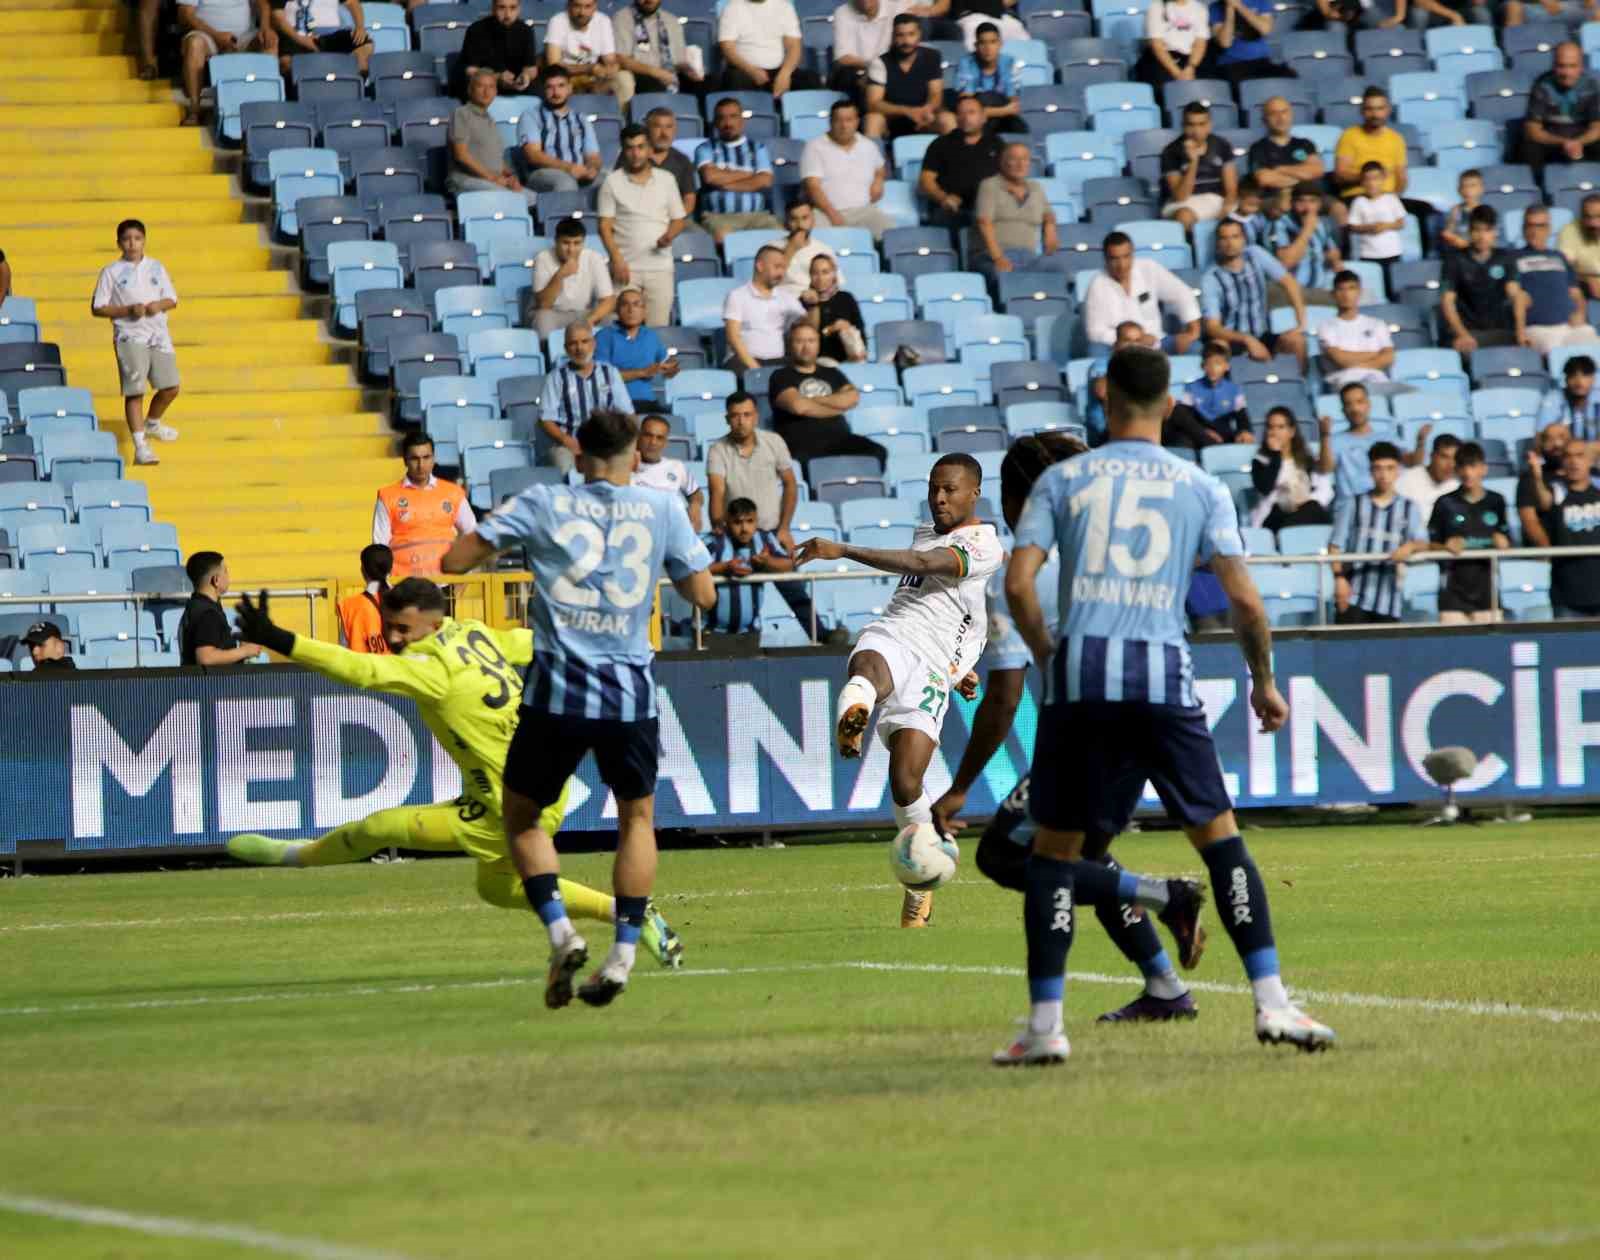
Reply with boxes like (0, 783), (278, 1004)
(795, 453), (1002, 926)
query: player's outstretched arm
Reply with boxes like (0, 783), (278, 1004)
(674, 569), (717, 610)
(441, 532), (497, 573)
(932, 667), (1023, 835)
(1003, 544), (1054, 672)
(793, 536), (963, 578)
(1209, 557), (1288, 734)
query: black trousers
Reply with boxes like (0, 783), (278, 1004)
(719, 64), (820, 93)
(1518, 135), (1600, 185)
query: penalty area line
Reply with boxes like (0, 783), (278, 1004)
(0, 1192), (425, 1260)
(1, 962), (1597, 1026)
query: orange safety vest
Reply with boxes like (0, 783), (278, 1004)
(377, 478), (465, 577)
(338, 590), (389, 654)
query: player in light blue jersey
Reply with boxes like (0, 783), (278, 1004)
(444, 409), (714, 1010)
(995, 346), (1335, 1065)
(932, 432), (1205, 1026)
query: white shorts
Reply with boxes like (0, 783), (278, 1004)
(1162, 193), (1224, 222)
(853, 628), (952, 748)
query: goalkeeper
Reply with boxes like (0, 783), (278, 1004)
(224, 579), (684, 968)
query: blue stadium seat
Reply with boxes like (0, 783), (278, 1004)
(379, 193), (452, 275)
(396, 95), (456, 151)
(38, 432), (122, 487)
(871, 318), (948, 366)
(992, 359), (1068, 409)
(1501, 22), (1566, 60)
(466, 328), (543, 388)
(289, 52), (363, 106)
(269, 147), (342, 237)
(1427, 119), (1501, 172)
(1241, 526), (1277, 555)
(328, 240), (404, 333)
(835, 361), (901, 406)
(390, 332), (464, 423)
(1471, 346), (1549, 394)
(352, 146), (427, 213)
(372, 51), (440, 107)
(320, 100), (392, 180)
(1388, 72), (1466, 127)
(357, 289), (429, 381)
(363, 2), (410, 52)
(1004, 400), (1083, 438)
(1043, 131), (1122, 193)
(215, 62), (285, 143)
(105, 523), (182, 575)
(850, 407), (930, 456)
(1393, 349), (1472, 402)
(1251, 562), (1323, 627)
(1472, 388), (1541, 429)
(0, 570), (48, 614)
(675, 277), (738, 332)
(1500, 559), (1552, 620)
(72, 479), (151, 532)
(0, 297), (40, 345)
(17, 386), (95, 435)
(409, 240), (480, 311)
(902, 364), (988, 421)
(665, 369), (738, 413)
(18, 523), (99, 572)
(956, 314), (1030, 383)
(299, 195), (372, 288)
(913, 271), (993, 348)
(435, 284), (511, 347)
(1277, 524), (1334, 556)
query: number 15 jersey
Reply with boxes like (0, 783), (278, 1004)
(1013, 439), (1243, 708)
(476, 480), (711, 720)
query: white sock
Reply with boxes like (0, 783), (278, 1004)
(837, 674), (877, 724)
(606, 941), (637, 974)
(133, 431), (151, 447)
(284, 842), (309, 868)
(547, 916), (577, 950)
(892, 791), (932, 832)
(1145, 972), (1187, 1001)
(1029, 1000), (1063, 1036)
(1252, 975), (1290, 1011)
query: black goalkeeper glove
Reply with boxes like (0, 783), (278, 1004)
(234, 591), (296, 658)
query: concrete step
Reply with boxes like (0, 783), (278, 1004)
(0, 0), (121, 11)
(8, 53), (137, 79)
(25, 246), (274, 277)
(0, 8), (122, 31)
(0, 101), (186, 129)
(0, 199), (243, 229)
(0, 173), (236, 203)
(2, 31), (125, 56)
(39, 295), (301, 326)
(62, 347), (336, 383)
(53, 319), (323, 351)
(0, 79), (173, 104)
(0, 126), (206, 158)
(78, 361), (358, 395)
(25, 269), (291, 301)
(12, 149), (218, 178)
(95, 389), (371, 418)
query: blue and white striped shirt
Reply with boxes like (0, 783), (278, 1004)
(1014, 439), (1244, 708)
(693, 135), (773, 217)
(955, 53), (1019, 99)
(706, 528), (782, 631)
(516, 104), (600, 166)
(1332, 491), (1427, 619)
(1201, 245), (1287, 340)
(1269, 213), (1337, 291)
(539, 361), (634, 436)
(475, 481), (710, 720)
(1537, 386), (1600, 442)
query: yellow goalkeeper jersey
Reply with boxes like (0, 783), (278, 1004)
(291, 618), (531, 819)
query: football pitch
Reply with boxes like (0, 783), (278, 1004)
(2, 820), (1597, 1260)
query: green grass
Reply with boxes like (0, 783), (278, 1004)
(3, 821), (1599, 1260)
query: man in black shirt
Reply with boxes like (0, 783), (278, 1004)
(22, 621), (76, 671)
(1441, 205), (1523, 353)
(454, 0), (541, 99)
(1428, 442), (1511, 623)
(1161, 102), (1237, 231)
(1516, 421), (1571, 547)
(918, 93), (1002, 228)
(1547, 439), (1600, 618)
(1246, 97), (1326, 208)
(863, 14), (944, 142)
(179, 550), (261, 666)
(767, 321), (884, 475)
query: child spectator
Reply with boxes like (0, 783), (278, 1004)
(1439, 168), (1483, 253)
(1348, 161), (1406, 290)
(1429, 441), (1511, 624)
(1085, 321), (1144, 445)
(1225, 175), (1268, 247)
(704, 497), (797, 636)
(1329, 441), (1430, 625)
(1169, 339), (1255, 448)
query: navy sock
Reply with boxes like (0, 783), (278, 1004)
(1023, 853), (1076, 1004)
(1073, 855), (1163, 970)
(521, 873), (568, 926)
(614, 894), (647, 946)
(1201, 835), (1279, 980)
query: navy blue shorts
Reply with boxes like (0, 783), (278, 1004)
(504, 708), (660, 808)
(1028, 701), (1234, 836)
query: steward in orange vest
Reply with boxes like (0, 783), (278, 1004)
(338, 544), (394, 653)
(373, 433), (476, 578)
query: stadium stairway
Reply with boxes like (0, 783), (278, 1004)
(1, 0), (393, 587)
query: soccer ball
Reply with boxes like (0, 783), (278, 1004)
(890, 823), (959, 890)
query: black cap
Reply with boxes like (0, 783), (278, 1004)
(21, 620), (62, 646)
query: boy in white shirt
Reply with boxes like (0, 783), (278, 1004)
(90, 219), (181, 467)
(1348, 161), (1405, 293)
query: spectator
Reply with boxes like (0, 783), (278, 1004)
(455, 0), (539, 99)
(178, 552), (261, 666)
(616, 107), (698, 220)
(939, 0), (1029, 48)
(800, 252), (868, 363)
(769, 321), (884, 474)
(1170, 340), (1255, 448)
(1512, 205), (1600, 354)
(178, 0), (275, 126)
(632, 414), (705, 529)
(598, 123), (688, 327)
(777, 199), (836, 297)
(1315, 269), (1403, 395)
(1397, 432), (1461, 517)
(21, 620), (76, 671)
(539, 320), (634, 471)
(706, 391), (799, 550)
(1318, 381), (1420, 500)
(1086, 322), (1145, 445)
(1504, 0), (1594, 28)
(338, 544), (393, 653)
(864, 13), (944, 141)
(1136, 0), (1210, 91)
(1247, 98), (1327, 202)
(1083, 230), (1202, 352)
(1271, 180), (1342, 304)
(1251, 406), (1333, 530)
(1208, 0), (1288, 86)
(544, 0), (619, 93)
(595, 286), (678, 402)
(448, 71), (538, 206)
(1333, 87), (1430, 227)
(269, 0), (372, 75)
(1557, 193), (1600, 299)
(704, 497), (799, 638)
(1225, 175), (1268, 247)
(1543, 440), (1600, 618)
(1517, 421), (1572, 545)
(724, 244), (808, 369)
(611, 0), (701, 112)
(1539, 354), (1600, 439)
(524, 218), (617, 335)
(918, 93), (1003, 230)
(949, 22), (1022, 134)
(696, 98), (781, 242)
(831, 0), (900, 106)
(801, 100), (895, 240)
(1407, 0), (1489, 25)
(373, 431), (476, 575)
(517, 65), (603, 193)
(974, 142), (1058, 274)
(1329, 441), (1430, 625)
(1201, 218), (1308, 368)
(1520, 44), (1600, 183)
(1309, 0), (1406, 31)
(1347, 161), (1406, 290)
(1161, 102), (1237, 229)
(717, 0), (819, 95)
(91, 218), (181, 469)
(1439, 168), (1483, 253)
(1429, 442), (1511, 625)
(1441, 205), (1522, 354)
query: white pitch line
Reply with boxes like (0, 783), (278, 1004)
(999, 1224), (1600, 1260)
(1, 960), (1596, 1026)
(0, 1192), (424, 1260)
